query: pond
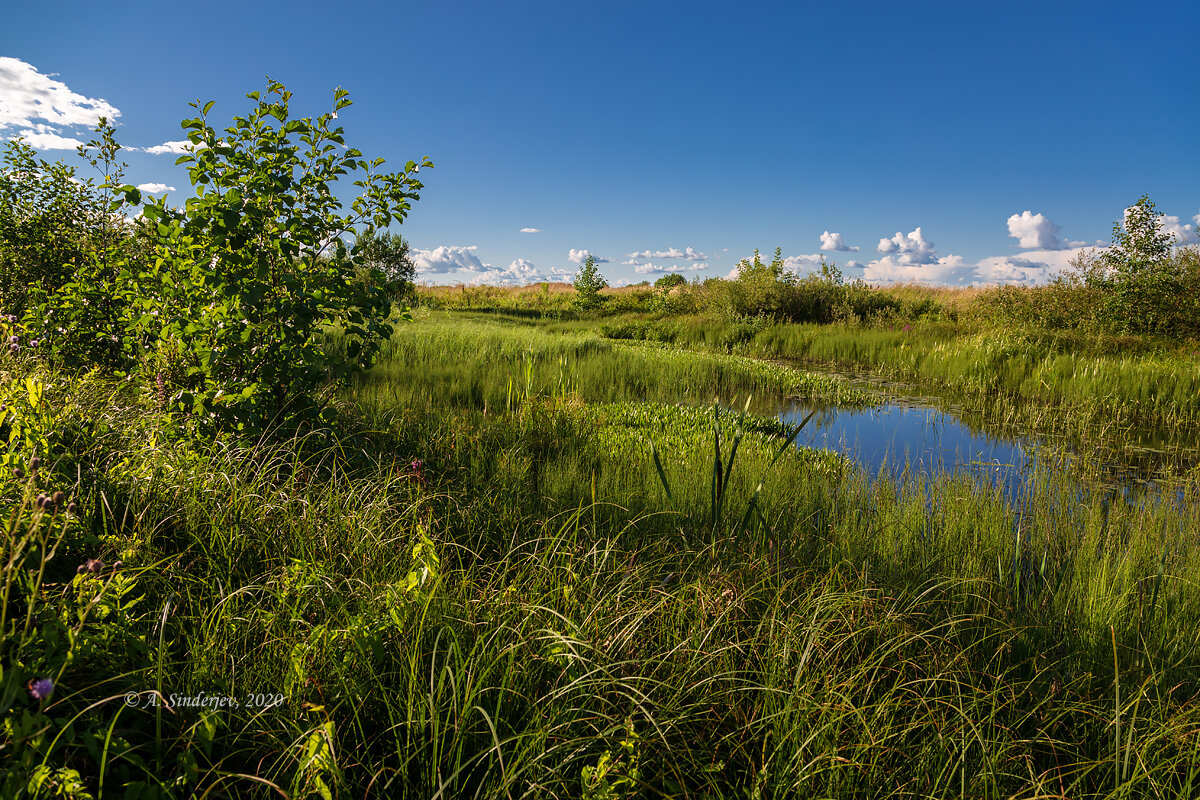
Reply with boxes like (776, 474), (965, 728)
(778, 369), (1198, 503)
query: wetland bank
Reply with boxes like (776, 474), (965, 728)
(5, 90), (1200, 798)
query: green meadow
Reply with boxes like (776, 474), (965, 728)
(5, 94), (1200, 798)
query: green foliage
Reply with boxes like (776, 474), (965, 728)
(354, 228), (416, 305)
(0, 137), (110, 319)
(1078, 195), (1197, 336)
(133, 80), (431, 432)
(20, 122), (149, 373)
(1101, 195), (1176, 278)
(14, 82), (432, 435)
(653, 272), (686, 289)
(3, 310), (1200, 797)
(572, 254), (608, 310)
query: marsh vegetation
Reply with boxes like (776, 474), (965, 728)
(2, 87), (1199, 798)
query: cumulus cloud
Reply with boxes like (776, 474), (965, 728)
(861, 244), (1102, 287)
(568, 248), (609, 264)
(139, 139), (196, 155)
(411, 246), (555, 286)
(0, 57), (119, 136)
(862, 254), (971, 285)
(819, 231), (859, 252)
(633, 262), (708, 275)
(779, 254), (825, 272)
(411, 245), (488, 275)
(465, 259), (550, 287)
(1157, 214), (1195, 244)
(1007, 211), (1064, 250)
(11, 129), (86, 150)
(876, 227), (937, 264)
(519, 227), (541, 234)
(626, 246), (707, 261)
(136, 183), (175, 194)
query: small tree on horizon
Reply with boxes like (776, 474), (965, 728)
(1088, 194), (1185, 334)
(572, 253), (607, 310)
(354, 228), (416, 303)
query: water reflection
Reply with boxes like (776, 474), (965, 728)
(778, 371), (1199, 503)
(781, 400), (1035, 500)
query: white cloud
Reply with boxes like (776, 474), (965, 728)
(633, 262), (708, 275)
(861, 245), (1104, 287)
(862, 254), (970, 285)
(464, 263), (540, 287)
(519, 227), (541, 233)
(819, 231), (859, 252)
(500, 258), (543, 283)
(876, 227), (937, 264)
(626, 246), (707, 261)
(411, 246), (552, 286)
(411, 245), (487, 275)
(1157, 214), (1195, 244)
(140, 139), (196, 155)
(779, 254), (824, 272)
(136, 183), (175, 194)
(1007, 211), (1064, 250)
(11, 129), (85, 150)
(568, 248), (609, 264)
(0, 57), (119, 134)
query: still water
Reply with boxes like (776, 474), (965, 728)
(781, 399), (1033, 499)
(777, 372), (1197, 503)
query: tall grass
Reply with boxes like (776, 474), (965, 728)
(745, 324), (1200, 431)
(357, 314), (872, 414)
(4, 321), (1200, 797)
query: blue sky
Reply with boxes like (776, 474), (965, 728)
(3, 1), (1197, 286)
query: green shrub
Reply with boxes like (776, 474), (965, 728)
(20, 81), (432, 435)
(0, 134), (125, 320)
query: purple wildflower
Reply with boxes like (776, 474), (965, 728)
(77, 558), (104, 574)
(28, 677), (54, 700)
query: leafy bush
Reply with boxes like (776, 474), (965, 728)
(354, 228), (417, 305)
(0, 134), (121, 319)
(1079, 196), (1198, 336)
(18, 81), (432, 434)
